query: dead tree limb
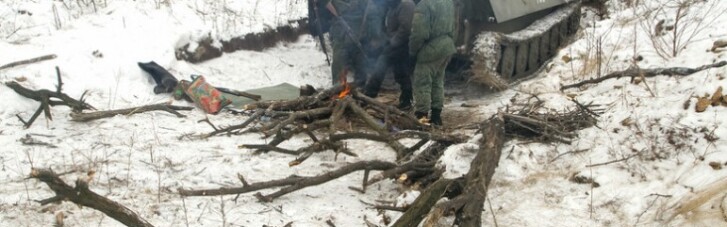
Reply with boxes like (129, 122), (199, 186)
(179, 161), (397, 202)
(70, 103), (193, 122)
(179, 175), (304, 197)
(391, 178), (453, 227)
(242, 139), (351, 165)
(561, 61), (727, 90)
(352, 90), (423, 130)
(348, 100), (408, 158)
(252, 120), (331, 153)
(30, 168), (154, 227)
(391, 118), (505, 226)
(262, 107), (332, 137)
(203, 109), (265, 138)
(457, 117), (505, 226)
(0, 54), (56, 70)
(254, 161), (397, 202)
(5, 67), (94, 127)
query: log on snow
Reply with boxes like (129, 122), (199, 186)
(70, 103), (193, 122)
(30, 168), (154, 227)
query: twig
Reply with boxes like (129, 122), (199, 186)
(585, 154), (637, 168)
(374, 205), (408, 212)
(550, 149), (589, 163)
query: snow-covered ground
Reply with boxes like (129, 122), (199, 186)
(2, 0), (727, 226)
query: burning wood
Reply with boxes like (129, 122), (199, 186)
(337, 69), (352, 99)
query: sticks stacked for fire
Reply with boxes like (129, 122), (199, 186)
(181, 86), (604, 226)
(200, 84), (467, 164)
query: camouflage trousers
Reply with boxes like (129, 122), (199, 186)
(413, 56), (451, 113)
(330, 35), (366, 86)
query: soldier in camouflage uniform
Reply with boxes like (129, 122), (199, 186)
(360, 0), (389, 88)
(408, 0), (455, 126)
(323, 0), (368, 86)
(364, 0), (416, 110)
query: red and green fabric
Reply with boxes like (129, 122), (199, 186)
(184, 75), (231, 114)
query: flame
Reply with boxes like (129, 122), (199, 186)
(337, 68), (351, 99)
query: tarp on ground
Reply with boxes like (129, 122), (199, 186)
(222, 83), (300, 108)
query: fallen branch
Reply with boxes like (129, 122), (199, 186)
(561, 61), (727, 90)
(6, 67), (94, 128)
(179, 161), (397, 202)
(202, 109), (265, 138)
(391, 178), (453, 227)
(585, 154), (637, 168)
(30, 168), (154, 227)
(70, 103), (193, 122)
(19, 134), (57, 148)
(456, 117), (505, 226)
(392, 118), (506, 226)
(0, 54), (56, 70)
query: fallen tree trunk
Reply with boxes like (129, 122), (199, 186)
(457, 117), (505, 226)
(70, 103), (194, 122)
(391, 178), (453, 227)
(30, 168), (154, 227)
(391, 117), (506, 226)
(561, 61), (727, 90)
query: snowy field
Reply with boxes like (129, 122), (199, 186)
(1, 0), (727, 226)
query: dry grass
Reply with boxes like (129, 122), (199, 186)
(636, 0), (723, 59)
(662, 177), (727, 224)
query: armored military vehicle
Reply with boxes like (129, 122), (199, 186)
(458, 0), (581, 89)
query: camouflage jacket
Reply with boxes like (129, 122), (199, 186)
(386, 0), (415, 50)
(409, 0), (456, 63)
(323, 0), (367, 40)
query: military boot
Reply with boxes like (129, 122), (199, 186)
(430, 108), (442, 126)
(397, 89), (412, 110)
(414, 111), (428, 121)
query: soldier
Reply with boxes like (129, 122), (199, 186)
(361, 0), (389, 88)
(408, 0), (455, 126)
(364, 0), (416, 110)
(322, 0), (368, 86)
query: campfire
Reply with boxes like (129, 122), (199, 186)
(337, 69), (351, 99)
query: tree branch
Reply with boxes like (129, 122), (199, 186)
(561, 61), (727, 90)
(30, 168), (154, 227)
(70, 103), (193, 122)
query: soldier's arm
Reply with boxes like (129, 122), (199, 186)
(409, 4), (430, 57)
(390, 1), (415, 49)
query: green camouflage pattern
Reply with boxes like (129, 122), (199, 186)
(409, 0), (456, 63)
(412, 56), (449, 112)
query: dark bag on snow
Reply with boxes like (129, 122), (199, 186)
(138, 61), (179, 94)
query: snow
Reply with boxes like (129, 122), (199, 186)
(2, 0), (727, 226)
